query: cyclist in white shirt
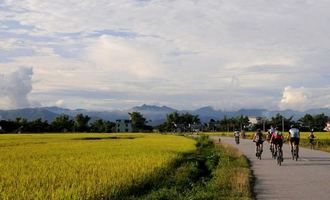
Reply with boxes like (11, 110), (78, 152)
(234, 129), (240, 144)
(289, 125), (300, 157)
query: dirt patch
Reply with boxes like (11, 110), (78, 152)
(74, 136), (142, 140)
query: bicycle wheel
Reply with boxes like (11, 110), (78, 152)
(277, 155), (281, 166)
(295, 148), (298, 161)
(273, 148), (277, 159)
(277, 149), (282, 166)
(291, 147), (295, 160)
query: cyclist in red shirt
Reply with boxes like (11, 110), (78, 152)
(270, 129), (284, 161)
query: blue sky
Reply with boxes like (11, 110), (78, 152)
(0, 0), (330, 111)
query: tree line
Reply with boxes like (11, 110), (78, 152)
(157, 112), (329, 132)
(205, 113), (329, 132)
(0, 111), (329, 133)
(0, 114), (113, 133)
(0, 112), (152, 133)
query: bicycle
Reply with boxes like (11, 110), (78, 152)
(276, 145), (283, 166)
(309, 139), (316, 150)
(270, 144), (276, 159)
(291, 144), (299, 161)
(235, 136), (240, 144)
(256, 144), (262, 160)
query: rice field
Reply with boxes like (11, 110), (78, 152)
(0, 133), (195, 199)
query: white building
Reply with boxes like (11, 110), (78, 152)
(248, 116), (263, 125)
(115, 119), (133, 133)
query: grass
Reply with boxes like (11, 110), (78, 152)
(134, 136), (253, 200)
(198, 141), (253, 199)
(298, 132), (330, 152)
(0, 133), (195, 199)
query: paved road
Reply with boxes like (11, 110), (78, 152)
(211, 136), (330, 200)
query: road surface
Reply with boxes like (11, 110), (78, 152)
(212, 136), (330, 200)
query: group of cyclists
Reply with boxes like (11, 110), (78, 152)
(233, 125), (317, 163)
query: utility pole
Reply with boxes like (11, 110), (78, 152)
(282, 116), (285, 132)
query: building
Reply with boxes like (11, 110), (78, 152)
(115, 119), (133, 133)
(190, 123), (204, 132)
(248, 116), (263, 125)
(172, 123), (187, 133)
(324, 121), (330, 132)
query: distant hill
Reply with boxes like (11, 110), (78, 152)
(0, 108), (58, 122)
(0, 105), (330, 125)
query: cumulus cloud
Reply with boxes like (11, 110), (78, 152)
(279, 86), (309, 110)
(279, 86), (330, 111)
(0, 1), (330, 110)
(86, 35), (163, 79)
(0, 67), (33, 108)
(55, 99), (64, 107)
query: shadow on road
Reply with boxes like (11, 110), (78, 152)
(301, 157), (330, 161)
(283, 162), (330, 166)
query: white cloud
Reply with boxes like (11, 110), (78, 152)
(0, 0), (329, 110)
(55, 99), (64, 107)
(86, 35), (164, 78)
(0, 66), (33, 108)
(279, 86), (330, 111)
(279, 86), (309, 110)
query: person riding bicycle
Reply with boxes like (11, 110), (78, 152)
(289, 125), (300, 158)
(234, 129), (240, 144)
(253, 129), (264, 156)
(266, 130), (272, 143)
(268, 126), (276, 150)
(270, 129), (284, 161)
(309, 129), (316, 149)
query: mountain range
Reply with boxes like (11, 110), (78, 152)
(0, 104), (330, 126)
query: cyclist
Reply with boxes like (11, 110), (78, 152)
(266, 126), (274, 143)
(268, 126), (276, 150)
(309, 129), (316, 149)
(253, 129), (264, 156)
(270, 129), (284, 161)
(234, 129), (240, 144)
(289, 125), (300, 158)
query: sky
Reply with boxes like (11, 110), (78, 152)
(0, 0), (330, 111)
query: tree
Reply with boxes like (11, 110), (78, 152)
(51, 114), (74, 132)
(207, 119), (218, 132)
(219, 116), (230, 131)
(15, 117), (28, 133)
(159, 112), (200, 132)
(104, 121), (116, 132)
(129, 112), (152, 132)
(90, 119), (116, 133)
(313, 113), (329, 131)
(298, 114), (314, 131)
(165, 111), (180, 131)
(0, 120), (20, 133)
(270, 113), (294, 131)
(235, 115), (250, 130)
(29, 118), (49, 133)
(74, 114), (91, 132)
(90, 119), (106, 133)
